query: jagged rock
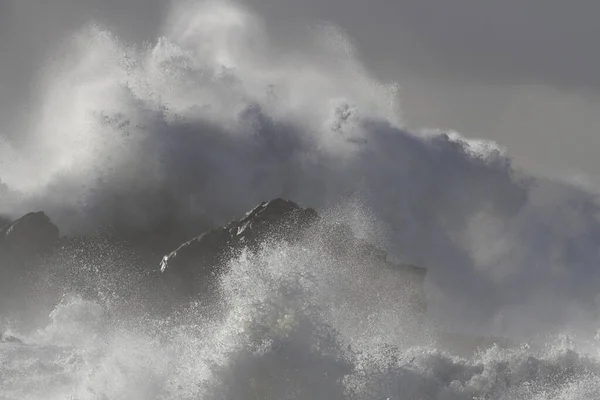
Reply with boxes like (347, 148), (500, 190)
(160, 199), (318, 273)
(158, 199), (318, 296)
(0, 212), (60, 318)
(159, 198), (428, 312)
(0, 333), (22, 344)
(0, 212), (59, 257)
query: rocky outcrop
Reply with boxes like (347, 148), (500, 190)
(158, 199), (319, 298)
(0, 333), (22, 344)
(0, 212), (59, 321)
(160, 198), (318, 273)
(0, 212), (59, 259)
(0, 200), (428, 315)
(159, 198), (428, 312)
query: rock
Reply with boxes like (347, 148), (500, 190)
(160, 199), (318, 273)
(0, 212), (60, 317)
(158, 199), (319, 297)
(0, 333), (22, 344)
(0, 212), (59, 257)
(159, 198), (428, 312)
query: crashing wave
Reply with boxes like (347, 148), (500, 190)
(2, 1), (600, 399)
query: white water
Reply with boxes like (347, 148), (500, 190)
(3, 240), (600, 399)
(3, 1), (600, 398)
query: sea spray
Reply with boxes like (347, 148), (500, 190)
(3, 235), (600, 399)
(3, 1), (600, 398)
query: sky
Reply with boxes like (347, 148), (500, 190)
(1, 0), (599, 186)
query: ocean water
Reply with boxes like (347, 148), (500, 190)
(3, 1), (600, 398)
(2, 239), (600, 400)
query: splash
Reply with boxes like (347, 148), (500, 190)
(2, 0), (600, 398)
(3, 238), (600, 399)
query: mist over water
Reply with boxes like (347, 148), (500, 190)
(2, 1), (600, 398)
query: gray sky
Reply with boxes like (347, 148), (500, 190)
(1, 0), (600, 185)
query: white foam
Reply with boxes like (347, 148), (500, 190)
(2, 1), (600, 397)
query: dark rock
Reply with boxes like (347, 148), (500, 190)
(160, 198), (318, 273)
(0, 333), (22, 344)
(0, 200), (428, 318)
(0, 212), (60, 318)
(159, 198), (428, 312)
(158, 198), (319, 297)
(0, 212), (59, 257)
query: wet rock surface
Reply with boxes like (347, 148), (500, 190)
(0, 199), (428, 316)
(0, 212), (59, 259)
(159, 198), (427, 311)
(160, 199), (318, 273)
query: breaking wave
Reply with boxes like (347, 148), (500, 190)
(2, 1), (600, 398)
(3, 240), (600, 400)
